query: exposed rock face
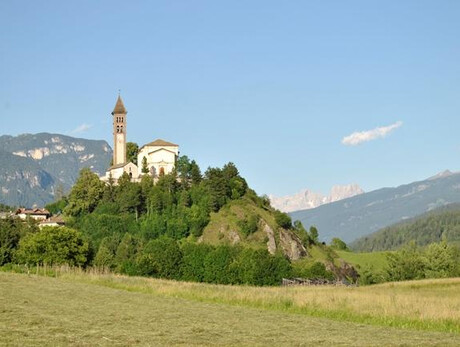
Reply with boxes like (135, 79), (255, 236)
(0, 133), (111, 207)
(227, 228), (241, 245)
(270, 184), (364, 213)
(279, 229), (308, 261)
(326, 260), (359, 283)
(262, 221), (277, 255)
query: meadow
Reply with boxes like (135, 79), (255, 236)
(1, 269), (459, 346)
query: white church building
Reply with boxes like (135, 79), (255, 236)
(102, 95), (179, 183)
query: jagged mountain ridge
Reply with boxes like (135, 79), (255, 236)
(0, 133), (112, 207)
(269, 184), (364, 213)
(289, 171), (460, 243)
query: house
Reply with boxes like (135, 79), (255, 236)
(39, 215), (66, 228)
(15, 208), (50, 221)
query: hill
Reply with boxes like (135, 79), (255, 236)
(351, 204), (460, 252)
(0, 133), (111, 207)
(290, 171), (460, 243)
(200, 197), (307, 261)
(1, 271), (459, 346)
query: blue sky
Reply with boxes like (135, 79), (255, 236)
(1, 1), (459, 196)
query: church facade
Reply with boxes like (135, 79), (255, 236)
(101, 96), (179, 183)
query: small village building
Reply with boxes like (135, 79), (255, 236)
(15, 208), (50, 221)
(102, 96), (179, 184)
(39, 215), (66, 228)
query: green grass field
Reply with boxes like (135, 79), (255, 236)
(1, 271), (459, 346)
(336, 250), (389, 271)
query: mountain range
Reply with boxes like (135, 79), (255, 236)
(289, 170), (460, 243)
(269, 184), (364, 213)
(0, 133), (111, 207)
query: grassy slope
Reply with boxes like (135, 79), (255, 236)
(1, 272), (459, 346)
(200, 198), (278, 247)
(336, 250), (389, 271)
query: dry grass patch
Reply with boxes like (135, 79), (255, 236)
(54, 269), (460, 333)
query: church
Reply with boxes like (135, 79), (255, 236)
(101, 95), (179, 183)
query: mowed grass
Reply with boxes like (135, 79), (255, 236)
(1, 272), (459, 346)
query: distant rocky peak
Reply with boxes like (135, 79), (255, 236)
(270, 183), (364, 213)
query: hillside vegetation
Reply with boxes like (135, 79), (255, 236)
(2, 158), (354, 286)
(351, 204), (460, 252)
(1, 271), (459, 346)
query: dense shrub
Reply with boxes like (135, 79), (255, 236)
(15, 227), (88, 266)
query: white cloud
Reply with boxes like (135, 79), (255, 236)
(342, 121), (403, 146)
(70, 123), (93, 134)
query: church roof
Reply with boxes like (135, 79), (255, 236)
(143, 139), (178, 147)
(111, 95), (127, 115)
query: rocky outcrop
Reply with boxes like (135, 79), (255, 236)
(262, 221), (277, 255)
(279, 229), (307, 261)
(326, 260), (359, 283)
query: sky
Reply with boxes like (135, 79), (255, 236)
(1, 1), (459, 197)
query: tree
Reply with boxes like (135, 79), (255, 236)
(64, 168), (105, 217)
(309, 226), (319, 244)
(274, 210), (292, 229)
(330, 238), (348, 251)
(293, 220), (310, 247)
(423, 241), (458, 278)
(190, 160), (202, 185)
(15, 227), (88, 266)
(115, 233), (139, 274)
(386, 241), (425, 281)
(94, 244), (114, 268)
(141, 156), (149, 174)
(0, 218), (37, 265)
(137, 237), (182, 279)
(126, 142), (139, 165)
(203, 245), (238, 284)
(180, 242), (213, 282)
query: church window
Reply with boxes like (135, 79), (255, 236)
(116, 126), (120, 133)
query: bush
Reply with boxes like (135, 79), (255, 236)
(238, 214), (259, 237)
(15, 227), (88, 266)
(274, 211), (292, 229)
(137, 237), (182, 279)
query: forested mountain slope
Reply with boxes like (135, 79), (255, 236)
(351, 204), (460, 252)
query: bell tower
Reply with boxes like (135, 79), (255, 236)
(111, 95), (127, 166)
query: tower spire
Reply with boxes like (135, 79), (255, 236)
(112, 95), (127, 115)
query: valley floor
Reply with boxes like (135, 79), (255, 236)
(1, 272), (459, 346)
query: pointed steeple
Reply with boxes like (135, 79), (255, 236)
(112, 95), (127, 115)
